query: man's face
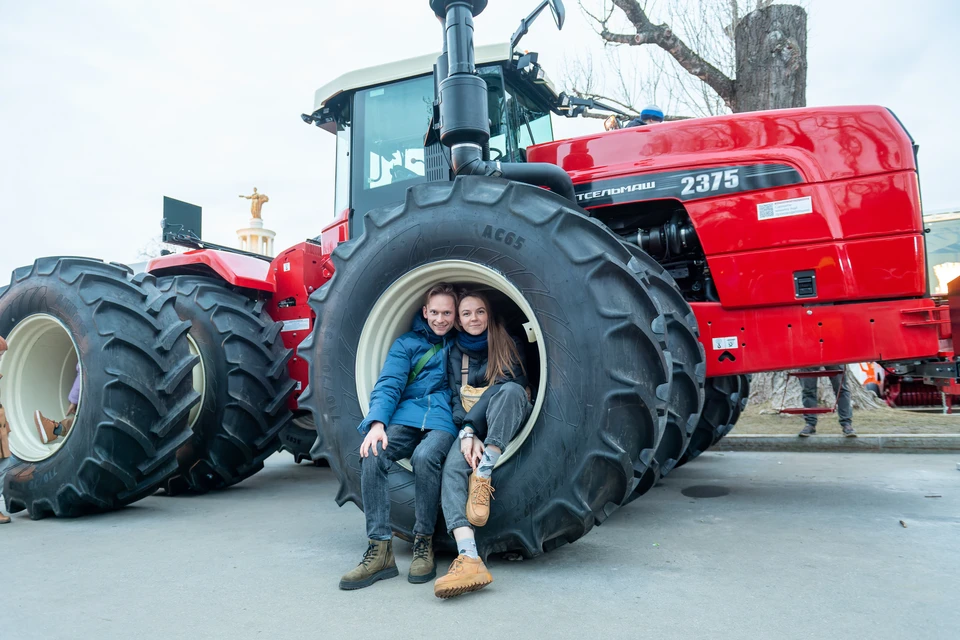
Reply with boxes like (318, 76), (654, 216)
(422, 294), (456, 337)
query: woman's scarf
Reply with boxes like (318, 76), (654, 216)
(457, 329), (488, 354)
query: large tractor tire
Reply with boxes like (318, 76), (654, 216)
(620, 242), (705, 500)
(279, 414), (321, 464)
(156, 276), (296, 494)
(0, 258), (200, 518)
(675, 374), (750, 467)
(299, 177), (674, 558)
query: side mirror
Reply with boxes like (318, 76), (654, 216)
(549, 0), (565, 30)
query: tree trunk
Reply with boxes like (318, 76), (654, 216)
(733, 4), (807, 112)
(748, 365), (887, 413)
(735, 6), (811, 407)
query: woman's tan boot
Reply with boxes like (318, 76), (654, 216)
(434, 555), (493, 599)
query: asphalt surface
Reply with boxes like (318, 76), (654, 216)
(4, 451), (958, 640)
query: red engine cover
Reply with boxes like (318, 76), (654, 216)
(530, 105), (925, 309)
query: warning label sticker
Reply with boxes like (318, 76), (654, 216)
(757, 196), (813, 221)
(282, 318), (310, 332)
(712, 336), (738, 350)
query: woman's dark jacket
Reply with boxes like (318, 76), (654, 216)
(447, 334), (528, 435)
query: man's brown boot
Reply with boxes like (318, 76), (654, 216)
(0, 513), (10, 525)
(434, 554), (493, 599)
(339, 539), (399, 590)
(408, 534), (436, 584)
(466, 472), (494, 527)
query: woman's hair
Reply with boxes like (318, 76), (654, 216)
(458, 290), (525, 385)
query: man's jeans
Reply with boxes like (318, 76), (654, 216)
(441, 382), (531, 533)
(801, 371), (852, 427)
(362, 423), (455, 541)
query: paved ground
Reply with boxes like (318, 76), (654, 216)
(4, 452), (958, 640)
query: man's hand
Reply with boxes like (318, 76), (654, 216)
(360, 422), (388, 458)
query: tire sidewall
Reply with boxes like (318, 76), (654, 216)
(311, 179), (666, 552)
(1, 272), (112, 502)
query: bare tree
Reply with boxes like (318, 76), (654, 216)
(570, 1), (806, 116)
(750, 366), (888, 413)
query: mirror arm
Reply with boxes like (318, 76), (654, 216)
(510, 0), (550, 49)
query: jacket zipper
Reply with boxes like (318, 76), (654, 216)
(421, 394), (430, 432)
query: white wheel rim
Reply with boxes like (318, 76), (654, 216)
(0, 314), (82, 462)
(185, 334), (206, 431)
(356, 260), (546, 471)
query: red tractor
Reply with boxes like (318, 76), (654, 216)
(1, 0), (954, 557)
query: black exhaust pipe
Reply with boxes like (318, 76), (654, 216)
(430, 0), (576, 204)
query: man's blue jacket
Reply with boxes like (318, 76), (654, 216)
(358, 313), (456, 436)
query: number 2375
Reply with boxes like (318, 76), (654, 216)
(680, 169), (739, 195)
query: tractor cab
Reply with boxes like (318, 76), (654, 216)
(303, 42), (561, 237)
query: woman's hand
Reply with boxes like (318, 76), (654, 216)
(467, 437), (485, 470)
(459, 432), (474, 463)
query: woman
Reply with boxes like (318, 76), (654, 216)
(434, 290), (531, 599)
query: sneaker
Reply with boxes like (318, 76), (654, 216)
(339, 539), (399, 591)
(798, 425), (816, 437)
(34, 411), (60, 444)
(434, 554), (493, 599)
(466, 472), (495, 527)
(408, 534), (436, 584)
(33, 412), (74, 444)
(842, 425), (857, 437)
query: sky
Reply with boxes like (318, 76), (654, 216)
(1, 0), (958, 278)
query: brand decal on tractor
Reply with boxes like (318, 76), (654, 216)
(574, 163), (803, 207)
(578, 181), (656, 203)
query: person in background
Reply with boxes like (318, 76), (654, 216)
(799, 369), (856, 437)
(0, 334), (10, 523)
(34, 363), (79, 444)
(626, 104), (665, 127)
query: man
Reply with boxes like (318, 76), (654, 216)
(340, 283), (459, 590)
(626, 104), (665, 128)
(799, 368), (856, 437)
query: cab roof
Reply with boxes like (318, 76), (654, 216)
(313, 42), (514, 111)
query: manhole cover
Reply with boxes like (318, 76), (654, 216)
(681, 485), (730, 498)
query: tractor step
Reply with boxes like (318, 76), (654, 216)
(777, 368), (847, 415)
(778, 407), (835, 415)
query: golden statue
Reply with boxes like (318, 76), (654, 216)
(239, 187), (270, 219)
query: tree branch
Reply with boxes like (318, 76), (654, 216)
(604, 0), (736, 108)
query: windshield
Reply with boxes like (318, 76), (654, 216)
(350, 74), (434, 233)
(341, 65), (556, 237)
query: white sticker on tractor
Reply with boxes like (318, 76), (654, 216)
(282, 318), (310, 332)
(757, 196), (813, 221)
(712, 336), (738, 350)
(295, 381), (302, 391)
(283, 262), (291, 272)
